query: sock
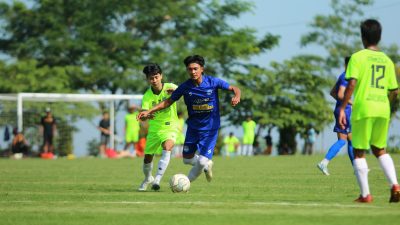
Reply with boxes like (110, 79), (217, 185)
(188, 155), (208, 182)
(353, 158), (370, 197)
(183, 154), (199, 166)
(154, 150), (171, 184)
(320, 158), (330, 166)
(325, 139), (346, 161)
(378, 154), (399, 186)
(347, 140), (354, 164)
(143, 162), (153, 180)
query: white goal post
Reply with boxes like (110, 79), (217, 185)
(0, 93), (143, 151)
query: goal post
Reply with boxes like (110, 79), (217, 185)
(0, 93), (143, 156)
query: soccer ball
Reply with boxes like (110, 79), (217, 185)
(169, 174), (190, 193)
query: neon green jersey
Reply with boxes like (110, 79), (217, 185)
(125, 112), (139, 131)
(346, 49), (398, 120)
(242, 120), (256, 138)
(224, 136), (239, 152)
(141, 83), (179, 132)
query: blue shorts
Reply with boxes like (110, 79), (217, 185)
(333, 108), (351, 134)
(182, 127), (218, 159)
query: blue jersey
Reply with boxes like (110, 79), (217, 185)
(334, 72), (351, 113)
(171, 75), (230, 131)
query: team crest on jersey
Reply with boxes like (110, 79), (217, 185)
(189, 92), (193, 96)
(183, 146), (189, 152)
(206, 90), (213, 95)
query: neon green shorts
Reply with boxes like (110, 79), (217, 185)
(125, 129), (139, 143)
(351, 117), (389, 150)
(242, 135), (254, 145)
(144, 128), (178, 155)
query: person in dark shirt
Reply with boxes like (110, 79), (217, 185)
(98, 112), (110, 158)
(40, 108), (57, 154)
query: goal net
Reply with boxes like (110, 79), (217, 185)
(0, 93), (142, 157)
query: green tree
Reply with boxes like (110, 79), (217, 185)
(0, 0), (278, 95)
(300, 0), (374, 70)
(230, 55), (332, 154)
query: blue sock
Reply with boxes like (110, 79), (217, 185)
(347, 140), (354, 164)
(325, 139), (346, 161)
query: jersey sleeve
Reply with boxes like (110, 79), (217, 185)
(346, 56), (359, 80)
(215, 77), (230, 90)
(338, 74), (348, 88)
(387, 61), (399, 90)
(171, 83), (184, 101)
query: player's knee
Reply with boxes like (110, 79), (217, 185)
(198, 155), (209, 168)
(183, 157), (195, 165)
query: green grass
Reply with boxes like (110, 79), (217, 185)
(1, 154), (400, 225)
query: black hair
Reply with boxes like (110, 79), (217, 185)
(143, 63), (162, 77)
(344, 56), (351, 65)
(360, 19), (381, 46)
(183, 55), (205, 67)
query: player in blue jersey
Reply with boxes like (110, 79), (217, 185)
(317, 56), (354, 175)
(137, 55), (241, 183)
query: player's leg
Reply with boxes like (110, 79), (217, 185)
(152, 130), (176, 190)
(347, 133), (354, 164)
(138, 133), (159, 191)
(352, 118), (372, 202)
(198, 129), (218, 182)
(370, 118), (400, 202)
(317, 132), (347, 175)
(183, 128), (202, 181)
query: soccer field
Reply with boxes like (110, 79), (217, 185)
(1, 155), (400, 225)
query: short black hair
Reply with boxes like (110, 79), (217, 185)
(344, 56), (351, 65)
(183, 55), (205, 67)
(143, 63), (162, 77)
(360, 19), (381, 46)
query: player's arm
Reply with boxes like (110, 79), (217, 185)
(228, 85), (241, 107)
(389, 88), (399, 112)
(388, 88), (399, 104)
(137, 97), (176, 120)
(338, 79), (356, 129)
(329, 84), (337, 100)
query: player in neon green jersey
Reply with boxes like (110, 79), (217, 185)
(137, 63), (179, 191)
(339, 19), (399, 203)
(241, 116), (256, 156)
(123, 105), (140, 155)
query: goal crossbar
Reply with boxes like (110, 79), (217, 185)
(0, 93), (143, 151)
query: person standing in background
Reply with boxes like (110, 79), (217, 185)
(124, 105), (140, 156)
(40, 108), (57, 157)
(241, 116), (256, 156)
(223, 132), (240, 157)
(98, 112), (110, 158)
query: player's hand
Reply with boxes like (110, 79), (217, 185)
(338, 109), (346, 130)
(137, 111), (154, 121)
(166, 88), (175, 95)
(231, 96), (240, 107)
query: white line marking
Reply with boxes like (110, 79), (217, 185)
(0, 200), (384, 208)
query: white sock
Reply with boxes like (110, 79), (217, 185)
(321, 158), (330, 166)
(143, 162), (153, 180)
(188, 155), (208, 182)
(378, 154), (399, 186)
(154, 150), (171, 184)
(183, 154), (199, 166)
(353, 158), (370, 197)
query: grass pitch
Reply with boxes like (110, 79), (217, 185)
(1, 154), (400, 225)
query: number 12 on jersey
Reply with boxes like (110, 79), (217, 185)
(370, 65), (385, 89)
